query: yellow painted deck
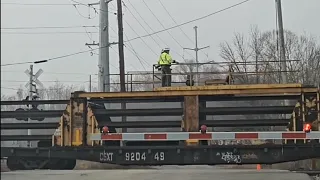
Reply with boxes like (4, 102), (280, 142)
(73, 83), (318, 98)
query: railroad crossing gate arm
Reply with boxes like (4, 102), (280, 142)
(89, 131), (320, 141)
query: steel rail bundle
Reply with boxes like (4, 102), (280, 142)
(0, 95), (303, 105)
(1, 135), (52, 141)
(0, 119), (290, 130)
(0, 106), (295, 118)
(0, 83), (318, 170)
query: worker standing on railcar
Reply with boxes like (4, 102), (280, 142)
(155, 48), (178, 87)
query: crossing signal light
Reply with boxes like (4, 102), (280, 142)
(186, 75), (194, 86)
(303, 123), (311, 133)
(29, 107), (45, 121)
(200, 125), (207, 134)
(102, 126), (109, 134)
(15, 108), (28, 121)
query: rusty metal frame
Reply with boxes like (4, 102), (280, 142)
(73, 84), (318, 99)
(2, 143), (320, 165)
(183, 96), (199, 132)
(82, 98), (88, 146)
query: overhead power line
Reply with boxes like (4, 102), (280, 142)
(0, 87), (21, 90)
(1, 0), (251, 68)
(1, 25), (98, 30)
(1, 70), (98, 75)
(123, 0), (183, 59)
(1, 3), (76, 5)
(1, 1), (116, 14)
(121, 1), (162, 50)
(142, 0), (194, 60)
(158, 0), (194, 44)
(126, 0), (252, 42)
(1, 32), (98, 35)
(1, 46), (102, 67)
(109, 24), (150, 70)
(1, 80), (98, 83)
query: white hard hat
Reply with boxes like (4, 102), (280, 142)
(163, 48), (170, 51)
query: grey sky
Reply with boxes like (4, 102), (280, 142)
(1, 0), (320, 95)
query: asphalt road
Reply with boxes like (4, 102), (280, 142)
(1, 168), (313, 180)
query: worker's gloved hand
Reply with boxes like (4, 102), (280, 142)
(154, 65), (160, 69)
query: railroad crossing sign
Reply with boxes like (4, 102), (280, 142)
(24, 68), (44, 89)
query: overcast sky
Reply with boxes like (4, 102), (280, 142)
(1, 0), (320, 95)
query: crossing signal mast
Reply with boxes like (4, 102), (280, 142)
(23, 65), (44, 147)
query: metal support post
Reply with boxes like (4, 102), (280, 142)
(183, 26), (209, 85)
(89, 75), (92, 92)
(27, 65), (33, 147)
(276, 0), (290, 124)
(276, 0), (287, 84)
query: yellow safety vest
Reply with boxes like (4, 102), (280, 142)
(158, 52), (172, 65)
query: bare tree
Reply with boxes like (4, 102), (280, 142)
(220, 26), (320, 169)
(220, 26), (320, 85)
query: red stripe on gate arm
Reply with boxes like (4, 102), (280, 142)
(189, 133), (212, 139)
(144, 133), (167, 140)
(235, 133), (258, 139)
(101, 133), (123, 140)
(282, 132), (306, 139)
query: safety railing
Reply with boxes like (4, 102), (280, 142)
(104, 60), (300, 92)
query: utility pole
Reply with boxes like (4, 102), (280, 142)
(89, 74), (92, 92)
(98, 0), (110, 92)
(117, 0), (127, 134)
(184, 26), (209, 85)
(117, 0), (125, 92)
(275, 0), (287, 84)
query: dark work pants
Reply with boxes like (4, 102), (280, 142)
(161, 65), (171, 87)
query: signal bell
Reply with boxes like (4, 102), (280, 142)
(303, 123), (311, 133)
